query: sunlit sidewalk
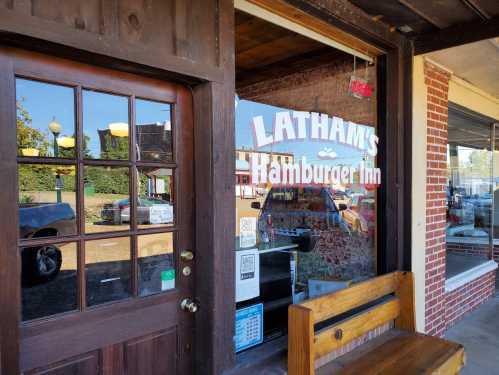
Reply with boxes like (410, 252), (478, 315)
(445, 279), (499, 375)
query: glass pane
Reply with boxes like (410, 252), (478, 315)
(138, 233), (175, 296)
(137, 167), (174, 229)
(19, 164), (77, 239)
(446, 108), (491, 278)
(85, 237), (131, 306)
(84, 166), (130, 233)
(136, 99), (173, 162)
(16, 78), (76, 158)
(22, 242), (77, 321)
(495, 123), (499, 244)
(234, 55), (378, 341)
(83, 90), (129, 160)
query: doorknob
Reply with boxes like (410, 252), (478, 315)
(180, 250), (194, 261)
(180, 298), (199, 313)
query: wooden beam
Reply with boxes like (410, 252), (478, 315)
(236, 0), (376, 61)
(236, 48), (344, 90)
(414, 15), (499, 55)
(282, 0), (405, 50)
(397, 0), (449, 29)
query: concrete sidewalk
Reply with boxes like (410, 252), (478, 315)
(445, 286), (499, 375)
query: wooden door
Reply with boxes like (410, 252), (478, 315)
(1, 47), (195, 374)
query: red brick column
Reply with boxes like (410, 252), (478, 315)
(424, 61), (450, 336)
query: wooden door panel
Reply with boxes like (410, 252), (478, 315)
(0, 48), (196, 375)
(25, 351), (99, 375)
(125, 329), (177, 375)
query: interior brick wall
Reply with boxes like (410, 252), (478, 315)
(237, 55), (376, 127)
(424, 61), (450, 337)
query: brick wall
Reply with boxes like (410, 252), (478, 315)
(445, 270), (496, 329)
(448, 242), (499, 263)
(424, 61), (497, 336)
(424, 61), (451, 337)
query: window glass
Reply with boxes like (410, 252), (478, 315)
(446, 107), (491, 279)
(22, 242), (77, 321)
(16, 78), (76, 158)
(137, 167), (174, 229)
(84, 166), (130, 233)
(85, 237), (131, 306)
(138, 233), (175, 296)
(234, 57), (378, 344)
(83, 90), (129, 160)
(19, 163), (77, 239)
(136, 99), (173, 162)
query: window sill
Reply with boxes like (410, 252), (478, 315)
(445, 260), (498, 293)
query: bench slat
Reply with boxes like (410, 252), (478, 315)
(314, 298), (400, 359)
(326, 332), (464, 375)
(300, 272), (399, 323)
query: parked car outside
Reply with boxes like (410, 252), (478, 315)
(19, 202), (76, 286)
(100, 197), (173, 225)
(341, 196), (375, 235)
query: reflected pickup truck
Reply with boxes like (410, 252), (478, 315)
(19, 203), (75, 286)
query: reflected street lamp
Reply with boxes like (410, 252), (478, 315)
(48, 118), (62, 203)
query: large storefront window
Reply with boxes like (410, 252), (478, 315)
(446, 105), (495, 278)
(234, 55), (378, 349)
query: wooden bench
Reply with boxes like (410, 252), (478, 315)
(288, 271), (465, 375)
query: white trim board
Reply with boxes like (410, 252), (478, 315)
(445, 260), (498, 293)
(234, 0), (374, 63)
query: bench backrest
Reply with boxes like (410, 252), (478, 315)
(288, 271), (415, 375)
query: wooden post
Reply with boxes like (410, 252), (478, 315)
(288, 305), (314, 375)
(394, 271), (416, 331)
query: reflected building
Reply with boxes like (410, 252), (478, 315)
(98, 121), (172, 161)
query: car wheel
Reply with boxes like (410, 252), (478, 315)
(22, 245), (62, 286)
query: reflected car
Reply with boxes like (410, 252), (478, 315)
(331, 190), (350, 207)
(251, 186), (348, 252)
(100, 197), (173, 225)
(19, 202), (76, 286)
(342, 196), (375, 234)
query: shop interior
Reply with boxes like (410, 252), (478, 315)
(234, 8), (379, 353)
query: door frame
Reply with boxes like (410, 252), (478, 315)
(0, 46), (196, 373)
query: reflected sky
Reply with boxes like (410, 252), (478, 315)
(235, 97), (376, 167)
(16, 78), (75, 157)
(16, 78), (172, 159)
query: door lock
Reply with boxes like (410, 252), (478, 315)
(180, 250), (194, 261)
(182, 266), (192, 276)
(180, 298), (199, 313)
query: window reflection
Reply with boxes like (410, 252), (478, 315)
(235, 96), (378, 344)
(446, 107), (492, 278)
(84, 166), (130, 233)
(137, 167), (174, 229)
(85, 237), (131, 306)
(22, 242), (77, 321)
(83, 90), (129, 160)
(16, 78), (76, 158)
(136, 99), (172, 162)
(19, 164), (77, 239)
(138, 233), (175, 296)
